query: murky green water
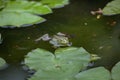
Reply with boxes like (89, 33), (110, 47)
(0, 0), (120, 80)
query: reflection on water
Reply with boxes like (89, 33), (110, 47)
(0, 0), (120, 80)
(0, 65), (27, 80)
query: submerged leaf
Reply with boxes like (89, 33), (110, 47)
(40, 0), (69, 8)
(103, 0), (120, 15)
(75, 67), (111, 80)
(112, 62), (120, 80)
(25, 47), (91, 80)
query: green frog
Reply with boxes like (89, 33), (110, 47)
(49, 35), (72, 48)
(35, 32), (72, 48)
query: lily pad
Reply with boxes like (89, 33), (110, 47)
(54, 47), (90, 67)
(103, 0), (120, 15)
(2, 1), (52, 15)
(0, 57), (6, 68)
(40, 0), (69, 8)
(0, 0), (4, 9)
(75, 67), (111, 80)
(112, 62), (120, 80)
(0, 0), (70, 27)
(25, 47), (91, 80)
(0, 12), (45, 28)
(29, 64), (78, 80)
(0, 1), (52, 27)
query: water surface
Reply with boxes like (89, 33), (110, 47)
(0, 0), (120, 80)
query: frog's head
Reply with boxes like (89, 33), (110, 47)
(57, 36), (69, 45)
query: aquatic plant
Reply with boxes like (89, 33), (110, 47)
(24, 47), (91, 80)
(0, 57), (6, 68)
(24, 47), (120, 80)
(0, 0), (69, 28)
(103, 0), (120, 15)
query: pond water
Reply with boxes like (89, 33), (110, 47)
(0, 0), (120, 80)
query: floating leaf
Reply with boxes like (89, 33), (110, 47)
(0, 0), (4, 9)
(25, 47), (91, 80)
(2, 1), (52, 15)
(103, 0), (120, 15)
(75, 67), (111, 80)
(0, 12), (45, 28)
(112, 62), (120, 80)
(40, 0), (69, 8)
(0, 57), (6, 68)
(29, 64), (78, 80)
(0, 0), (9, 9)
(0, 0), (69, 27)
(0, 1), (52, 27)
(54, 47), (90, 68)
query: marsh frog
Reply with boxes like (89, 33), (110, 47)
(49, 35), (72, 48)
(35, 32), (72, 48)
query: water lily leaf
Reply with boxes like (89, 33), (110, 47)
(3, 1), (52, 15)
(0, 57), (6, 68)
(0, 12), (45, 28)
(40, 0), (69, 8)
(25, 47), (91, 70)
(25, 47), (91, 80)
(0, 1), (52, 27)
(112, 62), (120, 80)
(75, 67), (111, 80)
(29, 64), (78, 80)
(103, 0), (120, 15)
(25, 48), (54, 70)
(0, 0), (4, 9)
(55, 47), (90, 68)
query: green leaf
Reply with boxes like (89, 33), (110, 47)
(0, 0), (4, 9)
(0, 12), (45, 27)
(0, 0), (69, 27)
(0, 1), (52, 27)
(25, 47), (91, 80)
(29, 65), (78, 80)
(112, 62), (120, 80)
(55, 47), (91, 68)
(40, 0), (69, 8)
(2, 1), (52, 15)
(103, 0), (120, 15)
(75, 67), (111, 80)
(25, 48), (54, 70)
(0, 57), (6, 68)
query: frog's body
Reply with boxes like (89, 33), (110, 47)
(35, 32), (72, 48)
(49, 35), (71, 47)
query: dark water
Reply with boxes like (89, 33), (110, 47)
(0, 0), (120, 80)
